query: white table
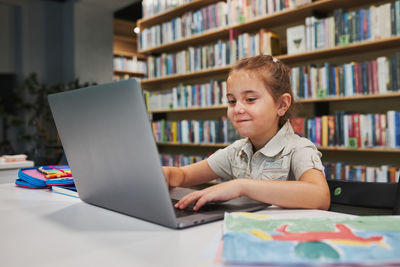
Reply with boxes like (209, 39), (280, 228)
(0, 183), (348, 267)
(0, 161), (34, 184)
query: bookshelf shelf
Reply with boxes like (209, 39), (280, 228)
(114, 35), (136, 43)
(114, 70), (146, 76)
(150, 105), (227, 113)
(317, 147), (400, 153)
(296, 92), (400, 103)
(157, 142), (228, 148)
(113, 50), (147, 60)
(156, 142), (400, 153)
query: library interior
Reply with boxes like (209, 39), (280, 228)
(1, 0), (400, 266)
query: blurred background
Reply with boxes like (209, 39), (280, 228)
(0, 0), (143, 165)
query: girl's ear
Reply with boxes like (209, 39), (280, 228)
(278, 93), (291, 116)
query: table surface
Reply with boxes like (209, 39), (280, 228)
(0, 161), (34, 184)
(0, 160), (34, 170)
(0, 183), (349, 267)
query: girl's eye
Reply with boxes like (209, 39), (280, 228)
(227, 99), (236, 104)
(246, 98), (256, 102)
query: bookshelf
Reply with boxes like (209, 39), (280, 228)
(113, 19), (147, 80)
(138, 0), (400, 180)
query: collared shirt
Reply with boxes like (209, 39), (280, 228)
(207, 121), (324, 181)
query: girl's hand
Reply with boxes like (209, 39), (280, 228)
(162, 166), (183, 188)
(174, 179), (243, 211)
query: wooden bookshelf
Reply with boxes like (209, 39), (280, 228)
(113, 18), (147, 80)
(138, 0), (381, 54)
(140, 0), (400, 171)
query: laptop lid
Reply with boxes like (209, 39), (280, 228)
(48, 80), (178, 228)
(48, 79), (267, 229)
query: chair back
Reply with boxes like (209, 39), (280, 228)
(392, 175), (400, 215)
(328, 179), (399, 215)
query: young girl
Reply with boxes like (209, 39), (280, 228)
(163, 55), (330, 211)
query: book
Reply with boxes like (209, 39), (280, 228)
(321, 115), (328, 147)
(286, 25), (306, 55)
(259, 29), (281, 56)
(291, 117), (305, 136)
(51, 185), (79, 198)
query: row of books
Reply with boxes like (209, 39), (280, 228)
(290, 53), (400, 99)
(145, 54), (400, 109)
(142, 0), (193, 18)
(291, 111), (400, 148)
(140, 1), (228, 50)
(324, 162), (399, 183)
(287, 1), (400, 54)
(158, 151), (400, 183)
(140, 0), (310, 50)
(226, 0), (311, 25)
(145, 80), (227, 111)
(146, 28), (279, 78)
(112, 76), (142, 82)
(113, 56), (148, 74)
(147, 39), (227, 78)
(159, 153), (228, 183)
(152, 117), (240, 144)
(160, 153), (207, 167)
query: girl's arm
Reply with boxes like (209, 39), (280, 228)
(239, 169), (330, 210)
(163, 160), (219, 188)
(175, 168), (330, 211)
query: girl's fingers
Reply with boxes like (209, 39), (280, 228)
(175, 191), (202, 209)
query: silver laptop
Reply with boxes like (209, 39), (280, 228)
(48, 79), (268, 229)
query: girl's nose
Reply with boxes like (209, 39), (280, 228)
(234, 102), (245, 114)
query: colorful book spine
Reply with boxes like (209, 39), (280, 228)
(324, 162), (399, 183)
(296, 111), (400, 149)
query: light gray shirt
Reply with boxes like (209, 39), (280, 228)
(207, 122), (324, 181)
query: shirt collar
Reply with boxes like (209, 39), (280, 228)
(258, 121), (294, 157)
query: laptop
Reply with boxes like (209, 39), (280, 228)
(48, 79), (268, 229)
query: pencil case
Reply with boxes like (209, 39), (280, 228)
(15, 165), (74, 189)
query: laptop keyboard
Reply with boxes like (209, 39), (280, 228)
(171, 199), (222, 217)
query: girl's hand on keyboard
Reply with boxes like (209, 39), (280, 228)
(174, 179), (244, 211)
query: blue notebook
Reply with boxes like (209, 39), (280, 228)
(51, 185), (79, 198)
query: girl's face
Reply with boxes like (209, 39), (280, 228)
(226, 70), (282, 147)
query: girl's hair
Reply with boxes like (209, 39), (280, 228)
(229, 55), (295, 128)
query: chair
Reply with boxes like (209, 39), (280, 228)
(327, 176), (400, 215)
